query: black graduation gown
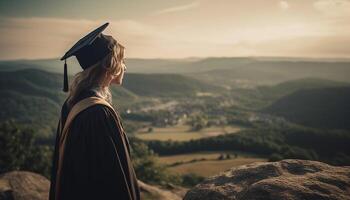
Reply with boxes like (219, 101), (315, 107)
(49, 90), (140, 200)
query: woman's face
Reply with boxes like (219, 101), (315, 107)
(110, 59), (126, 85)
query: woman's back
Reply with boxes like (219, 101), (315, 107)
(49, 89), (140, 200)
(60, 89), (100, 126)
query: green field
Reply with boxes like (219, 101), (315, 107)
(136, 125), (242, 141)
(168, 158), (267, 177)
(157, 151), (267, 177)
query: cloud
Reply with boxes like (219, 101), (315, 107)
(1, 0), (350, 61)
(314, 0), (350, 17)
(279, 1), (290, 10)
(0, 17), (164, 60)
(152, 1), (200, 16)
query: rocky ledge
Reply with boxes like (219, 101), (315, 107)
(1, 160), (349, 200)
(0, 171), (185, 200)
(0, 171), (49, 200)
(184, 159), (350, 200)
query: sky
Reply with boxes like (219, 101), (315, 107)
(0, 0), (349, 60)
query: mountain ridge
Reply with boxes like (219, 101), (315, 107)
(263, 87), (350, 130)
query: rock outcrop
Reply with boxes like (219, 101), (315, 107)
(0, 171), (49, 200)
(184, 159), (350, 200)
(0, 171), (185, 200)
(2, 160), (350, 200)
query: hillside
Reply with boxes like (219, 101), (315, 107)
(190, 60), (350, 88)
(263, 87), (350, 130)
(0, 57), (257, 74)
(0, 69), (221, 137)
(257, 78), (349, 99)
(0, 68), (222, 98)
(1, 57), (350, 88)
(230, 78), (349, 110)
(123, 73), (224, 97)
(0, 69), (139, 101)
(0, 69), (132, 137)
(0, 69), (66, 137)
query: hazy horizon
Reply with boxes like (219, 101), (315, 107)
(2, 55), (350, 63)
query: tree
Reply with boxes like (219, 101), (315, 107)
(129, 138), (181, 186)
(0, 120), (52, 177)
(217, 154), (225, 160)
(268, 153), (283, 162)
(188, 115), (208, 131)
(181, 173), (205, 187)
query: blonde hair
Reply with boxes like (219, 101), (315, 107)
(66, 43), (125, 108)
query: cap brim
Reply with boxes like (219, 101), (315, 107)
(60, 22), (109, 60)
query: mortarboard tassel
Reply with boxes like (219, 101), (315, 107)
(63, 59), (69, 92)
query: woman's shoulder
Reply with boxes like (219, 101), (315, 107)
(66, 104), (120, 143)
(75, 103), (117, 123)
(67, 89), (99, 106)
(66, 104), (116, 135)
(61, 89), (101, 112)
(82, 103), (113, 114)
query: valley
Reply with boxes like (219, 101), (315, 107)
(1, 57), (350, 186)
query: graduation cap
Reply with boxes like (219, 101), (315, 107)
(60, 22), (118, 92)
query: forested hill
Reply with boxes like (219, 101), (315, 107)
(0, 69), (224, 137)
(229, 78), (350, 110)
(1, 57), (350, 88)
(0, 69), (135, 137)
(263, 87), (350, 130)
(256, 78), (349, 99)
(124, 73), (224, 97)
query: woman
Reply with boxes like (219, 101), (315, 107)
(49, 23), (140, 200)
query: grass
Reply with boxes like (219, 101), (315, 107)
(157, 151), (255, 164)
(167, 158), (267, 177)
(157, 151), (267, 177)
(136, 125), (242, 141)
